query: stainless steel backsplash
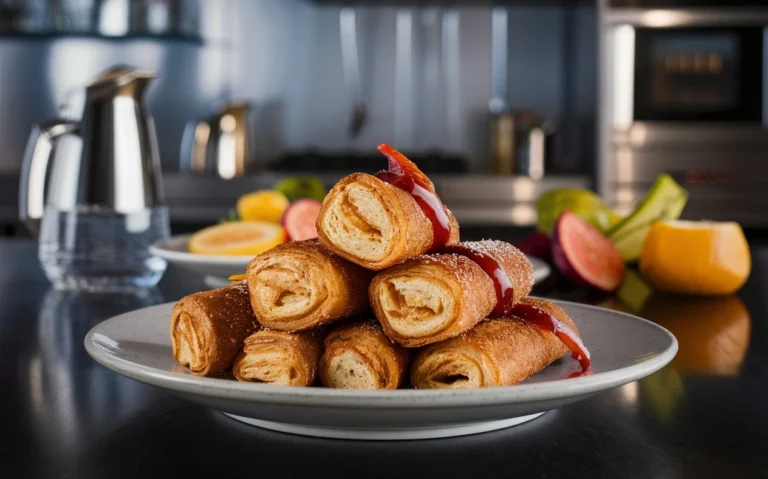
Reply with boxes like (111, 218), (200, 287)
(0, 0), (596, 174)
(0, 0), (234, 174)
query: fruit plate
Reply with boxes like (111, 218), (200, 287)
(149, 235), (552, 287)
(84, 299), (677, 441)
(149, 235), (251, 284)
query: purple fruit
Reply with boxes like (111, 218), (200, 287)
(552, 212), (625, 293)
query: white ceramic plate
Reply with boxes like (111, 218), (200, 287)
(85, 300), (677, 441)
(149, 235), (251, 281)
(149, 234), (552, 286)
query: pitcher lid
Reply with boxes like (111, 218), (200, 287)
(88, 65), (156, 89)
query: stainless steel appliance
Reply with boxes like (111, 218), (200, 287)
(599, 0), (768, 226)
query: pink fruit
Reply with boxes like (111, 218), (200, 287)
(514, 231), (553, 263)
(552, 211), (625, 293)
(281, 199), (322, 241)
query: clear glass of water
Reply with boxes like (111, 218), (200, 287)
(38, 204), (170, 291)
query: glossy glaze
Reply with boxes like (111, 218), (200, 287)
(510, 303), (592, 370)
(441, 244), (515, 317)
(374, 144), (452, 249)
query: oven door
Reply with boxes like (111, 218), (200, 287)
(611, 1), (768, 7)
(633, 27), (765, 123)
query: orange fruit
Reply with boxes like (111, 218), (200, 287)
(188, 221), (285, 256)
(639, 220), (750, 295)
(236, 190), (289, 223)
(641, 294), (750, 376)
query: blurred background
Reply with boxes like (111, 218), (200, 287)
(0, 0), (765, 236)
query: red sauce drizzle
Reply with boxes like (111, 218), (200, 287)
(440, 244), (514, 317)
(510, 303), (592, 371)
(374, 144), (451, 249)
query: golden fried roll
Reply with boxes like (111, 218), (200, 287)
(369, 240), (534, 347)
(410, 298), (579, 389)
(246, 239), (373, 331)
(319, 321), (410, 390)
(317, 173), (460, 270)
(233, 329), (324, 386)
(171, 282), (261, 376)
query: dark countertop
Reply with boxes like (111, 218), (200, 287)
(3, 237), (768, 478)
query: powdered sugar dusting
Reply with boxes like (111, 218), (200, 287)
(403, 252), (481, 288)
(462, 240), (534, 299)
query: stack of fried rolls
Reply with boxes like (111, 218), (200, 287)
(171, 145), (586, 389)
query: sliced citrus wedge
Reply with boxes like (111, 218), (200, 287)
(188, 221), (285, 256)
(639, 220), (750, 295)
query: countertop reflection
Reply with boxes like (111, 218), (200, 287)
(2, 238), (768, 478)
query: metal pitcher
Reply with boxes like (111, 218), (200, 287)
(491, 109), (556, 180)
(18, 65), (165, 237)
(180, 102), (255, 179)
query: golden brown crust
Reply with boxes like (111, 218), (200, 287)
(368, 240), (533, 348)
(319, 321), (410, 390)
(170, 282), (261, 376)
(233, 329), (324, 386)
(246, 239), (373, 331)
(461, 240), (535, 305)
(369, 254), (496, 347)
(410, 298), (578, 389)
(316, 173), (459, 270)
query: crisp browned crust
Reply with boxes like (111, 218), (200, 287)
(170, 282), (261, 376)
(319, 321), (410, 390)
(368, 240), (534, 348)
(246, 239), (373, 331)
(461, 240), (535, 304)
(316, 173), (459, 271)
(369, 254), (496, 347)
(410, 298), (578, 389)
(233, 328), (324, 386)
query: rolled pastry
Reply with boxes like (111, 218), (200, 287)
(233, 329), (324, 386)
(369, 240), (534, 347)
(171, 282), (261, 376)
(410, 298), (579, 389)
(246, 239), (373, 331)
(317, 173), (460, 270)
(319, 321), (410, 390)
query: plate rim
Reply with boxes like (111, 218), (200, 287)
(84, 298), (678, 409)
(528, 256), (551, 283)
(149, 234), (254, 266)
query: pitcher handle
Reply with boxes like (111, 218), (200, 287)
(18, 119), (79, 238)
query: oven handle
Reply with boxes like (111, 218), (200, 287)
(764, 27), (768, 128)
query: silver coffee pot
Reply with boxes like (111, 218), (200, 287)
(19, 65), (165, 237)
